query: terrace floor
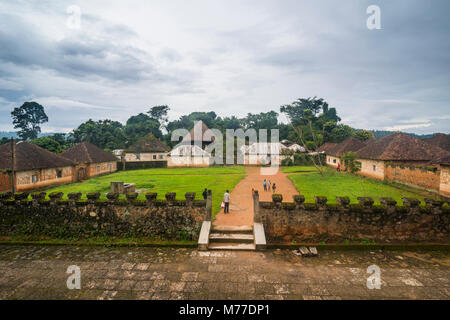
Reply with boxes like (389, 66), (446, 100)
(0, 245), (448, 300)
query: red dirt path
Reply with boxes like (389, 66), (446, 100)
(213, 167), (299, 227)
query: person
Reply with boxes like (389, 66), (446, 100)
(272, 183), (276, 193)
(337, 163), (341, 172)
(223, 190), (230, 214)
(251, 188), (255, 195)
(202, 188), (208, 200)
(268, 180), (271, 191)
(263, 179), (267, 191)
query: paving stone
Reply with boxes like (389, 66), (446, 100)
(0, 245), (448, 300)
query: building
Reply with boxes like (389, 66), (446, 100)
(325, 137), (367, 169)
(284, 143), (306, 153)
(317, 142), (338, 154)
(356, 132), (450, 181)
(439, 155), (450, 197)
(168, 121), (214, 168)
(423, 133), (450, 152)
(0, 141), (75, 192)
(241, 142), (287, 165)
(122, 134), (170, 165)
(60, 142), (118, 180)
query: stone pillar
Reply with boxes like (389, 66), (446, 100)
(165, 192), (176, 206)
(336, 196), (350, 210)
(402, 198), (421, 215)
(379, 197), (397, 214)
(106, 192), (119, 204)
(86, 192), (100, 204)
(31, 192), (46, 207)
(48, 192), (63, 205)
(357, 197), (374, 210)
(126, 192), (138, 203)
(145, 193), (157, 207)
(424, 198), (444, 215)
(185, 192), (195, 207)
(314, 196), (327, 210)
(205, 190), (212, 221)
(293, 194), (305, 209)
(253, 190), (260, 223)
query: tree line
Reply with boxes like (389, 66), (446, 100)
(4, 98), (375, 153)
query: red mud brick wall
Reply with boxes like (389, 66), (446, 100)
(385, 165), (440, 191)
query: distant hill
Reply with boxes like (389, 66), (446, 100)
(0, 131), (57, 139)
(370, 130), (433, 140)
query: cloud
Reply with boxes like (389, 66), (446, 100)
(0, 0), (448, 135)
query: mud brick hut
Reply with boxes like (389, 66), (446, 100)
(60, 142), (117, 180)
(325, 137), (367, 169)
(0, 141), (75, 192)
(122, 133), (170, 169)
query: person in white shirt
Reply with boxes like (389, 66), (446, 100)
(223, 190), (230, 213)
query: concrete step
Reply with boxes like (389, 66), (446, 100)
(209, 233), (254, 243)
(208, 243), (256, 251)
(211, 225), (253, 234)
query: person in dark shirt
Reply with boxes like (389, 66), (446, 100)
(202, 188), (208, 200)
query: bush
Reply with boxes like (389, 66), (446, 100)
(281, 158), (293, 166)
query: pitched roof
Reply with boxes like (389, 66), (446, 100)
(356, 132), (450, 163)
(182, 121), (214, 143)
(0, 141), (75, 171)
(328, 137), (367, 157)
(317, 142), (338, 153)
(423, 133), (450, 152)
(440, 155), (450, 166)
(126, 133), (170, 153)
(60, 142), (117, 164)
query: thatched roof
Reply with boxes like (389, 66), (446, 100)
(126, 134), (170, 153)
(328, 137), (367, 157)
(0, 141), (75, 171)
(357, 132), (450, 163)
(317, 142), (338, 153)
(60, 142), (117, 164)
(423, 133), (450, 152)
(182, 121), (214, 143)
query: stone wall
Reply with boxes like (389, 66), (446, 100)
(0, 191), (208, 241)
(385, 164), (440, 191)
(253, 193), (449, 243)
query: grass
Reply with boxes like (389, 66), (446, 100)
(44, 166), (246, 216)
(282, 166), (320, 173)
(286, 166), (435, 204)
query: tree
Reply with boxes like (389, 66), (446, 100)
(148, 105), (170, 130)
(353, 130), (375, 142)
(124, 113), (161, 145)
(280, 97), (328, 125)
(71, 119), (126, 150)
(341, 151), (361, 173)
(31, 136), (62, 153)
(11, 102), (48, 140)
(329, 124), (354, 143)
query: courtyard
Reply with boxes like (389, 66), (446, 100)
(0, 245), (448, 300)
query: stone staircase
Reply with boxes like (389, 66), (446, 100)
(198, 222), (266, 251)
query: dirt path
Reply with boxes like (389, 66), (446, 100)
(213, 167), (299, 227)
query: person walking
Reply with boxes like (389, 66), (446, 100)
(263, 179), (267, 191)
(272, 183), (276, 193)
(223, 190), (230, 214)
(202, 188), (208, 200)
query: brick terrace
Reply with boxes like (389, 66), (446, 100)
(0, 246), (449, 300)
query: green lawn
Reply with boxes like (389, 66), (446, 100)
(286, 167), (433, 204)
(44, 166), (246, 215)
(282, 166), (321, 173)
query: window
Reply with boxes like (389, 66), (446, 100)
(333, 159), (336, 164)
(97, 166), (100, 173)
(373, 165), (376, 172)
(135, 154), (140, 160)
(109, 164), (113, 171)
(159, 154), (164, 160)
(153, 155), (157, 160)
(32, 175), (38, 183)
(57, 170), (62, 178)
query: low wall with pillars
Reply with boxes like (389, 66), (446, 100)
(253, 192), (450, 243)
(0, 191), (210, 241)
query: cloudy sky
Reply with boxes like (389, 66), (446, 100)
(0, 0), (449, 134)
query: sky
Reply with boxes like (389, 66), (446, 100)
(0, 0), (449, 134)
